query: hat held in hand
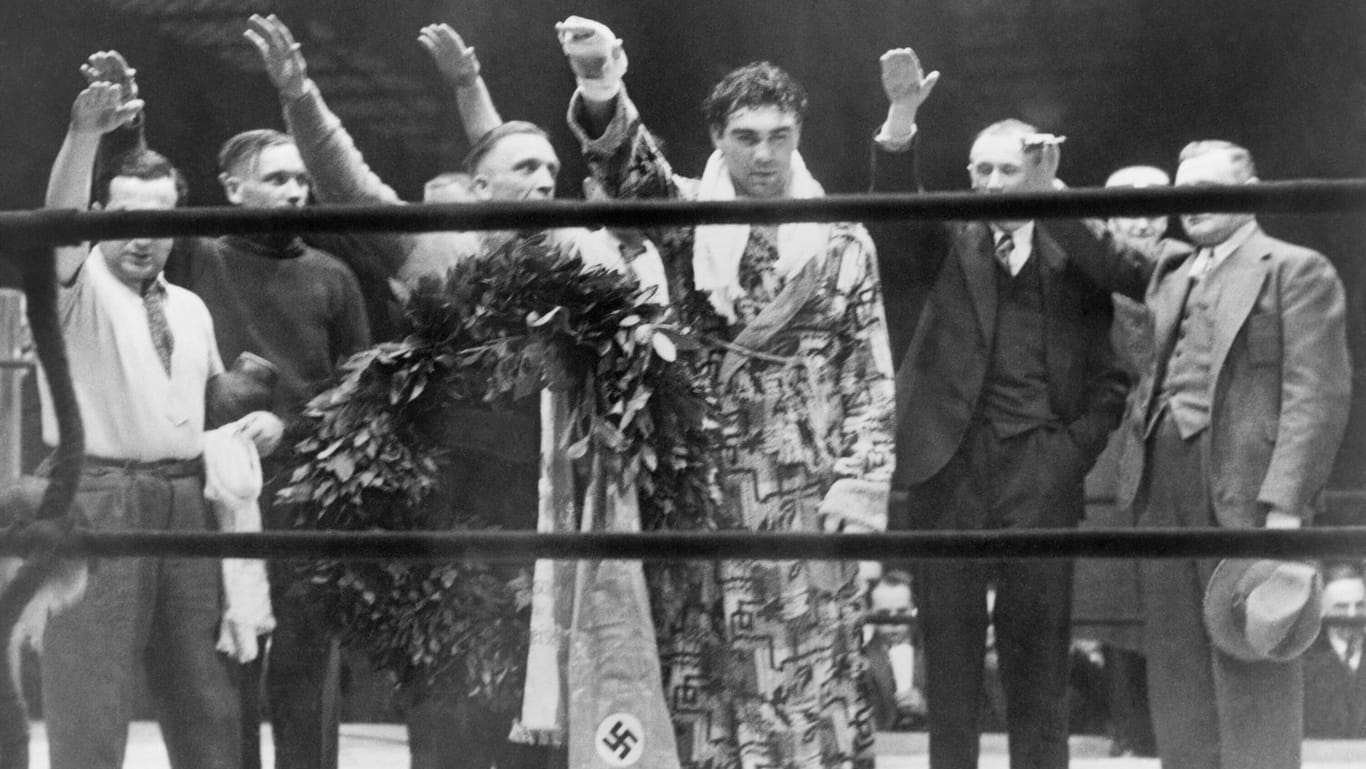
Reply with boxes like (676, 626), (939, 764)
(1203, 559), (1324, 662)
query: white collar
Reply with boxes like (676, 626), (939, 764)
(1206, 219), (1259, 265)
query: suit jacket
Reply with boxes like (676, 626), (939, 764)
(862, 633), (926, 730)
(1303, 634), (1366, 738)
(870, 140), (1130, 489)
(1115, 225), (1351, 524)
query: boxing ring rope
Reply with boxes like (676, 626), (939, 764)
(1, 181), (1364, 562)
(1, 180), (1364, 245)
(0, 527), (1364, 561)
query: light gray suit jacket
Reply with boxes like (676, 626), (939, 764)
(1115, 225), (1352, 525)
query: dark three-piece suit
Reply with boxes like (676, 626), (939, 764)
(871, 137), (1130, 769)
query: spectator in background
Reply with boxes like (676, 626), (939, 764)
(1303, 561), (1366, 738)
(863, 571), (926, 731)
(1072, 164), (1170, 758)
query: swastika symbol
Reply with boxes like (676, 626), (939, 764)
(594, 712), (645, 766)
(603, 721), (638, 759)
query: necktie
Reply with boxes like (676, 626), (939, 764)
(1191, 248), (1214, 280)
(143, 282), (175, 375)
(1349, 634), (1363, 671)
(994, 232), (1015, 274)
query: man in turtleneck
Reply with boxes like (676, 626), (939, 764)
(165, 127), (370, 769)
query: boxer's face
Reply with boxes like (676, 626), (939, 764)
(712, 105), (801, 200)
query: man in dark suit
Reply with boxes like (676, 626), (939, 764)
(1304, 561), (1366, 738)
(1112, 140), (1352, 769)
(871, 49), (1131, 769)
(862, 571), (927, 731)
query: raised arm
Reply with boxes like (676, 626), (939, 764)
(556, 16), (627, 140)
(418, 23), (502, 144)
(555, 16), (687, 207)
(876, 47), (938, 149)
(245, 14), (404, 206)
(47, 73), (144, 284)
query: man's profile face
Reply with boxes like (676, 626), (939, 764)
(98, 175), (179, 291)
(711, 106), (801, 200)
(222, 143), (311, 209)
(1175, 151), (1255, 246)
(472, 133), (561, 201)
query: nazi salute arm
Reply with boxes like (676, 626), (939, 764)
(246, 14), (403, 207)
(556, 16), (627, 141)
(46, 76), (144, 284)
(875, 47), (939, 152)
(418, 23), (502, 144)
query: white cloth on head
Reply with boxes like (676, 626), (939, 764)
(203, 420), (276, 663)
(692, 149), (829, 321)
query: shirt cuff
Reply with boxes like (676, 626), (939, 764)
(874, 122), (917, 153)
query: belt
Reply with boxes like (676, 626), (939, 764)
(81, 455), (204, 478)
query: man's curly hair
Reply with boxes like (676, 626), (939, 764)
(702, 61), (808, 134)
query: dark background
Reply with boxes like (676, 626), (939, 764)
(2, 0), (1364, 496)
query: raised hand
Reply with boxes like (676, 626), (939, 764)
(555, 15), (626, 97)
(879, 47), (939, 109)
(244, 13), (309, 100)
(418, 23), (481, 87)
(80, 50), (139, 103)
(69, 81), (144, 135)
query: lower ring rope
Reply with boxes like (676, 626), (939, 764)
(1, 527), (1362, 561)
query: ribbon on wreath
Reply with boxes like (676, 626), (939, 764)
(516, 390), (679, 769)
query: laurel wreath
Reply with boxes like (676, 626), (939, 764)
(276, 236), (721, 707)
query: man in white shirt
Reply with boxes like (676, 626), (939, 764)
(38, 75), (281, 769)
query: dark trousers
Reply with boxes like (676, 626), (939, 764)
(1102, 646), (1155, 756)
(398, 448), (555, 769)
(1137, 414), (1303, 769)
(894, 422), (1082, 769)
(404, 688), (557, 769)
(240, 460), (342, 769)
(42, 465), (240, 769)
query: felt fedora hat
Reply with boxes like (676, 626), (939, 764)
(1203, 559), (1324, 663)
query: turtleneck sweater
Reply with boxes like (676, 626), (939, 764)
(166, 233), (370, 434)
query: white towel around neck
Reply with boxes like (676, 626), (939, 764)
(692, 149), (830, 321)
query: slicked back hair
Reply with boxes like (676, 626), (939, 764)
(95, 147), (187, 207)
(702, 61), (808, 135)
(218, 128), (296, 176)
(1179, 140), (1258, 182)
(973, 118), (1039, 144)
(461, 121), (552, 175)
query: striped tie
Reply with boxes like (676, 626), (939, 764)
(994, 232), (1015, 274)
(143, 282), (175, 375)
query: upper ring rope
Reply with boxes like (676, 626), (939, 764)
(0, 180), (1362, 246)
